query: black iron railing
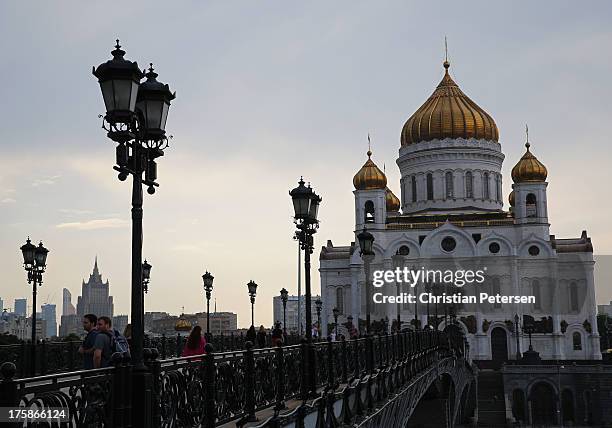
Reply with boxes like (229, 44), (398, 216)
(0, 329), (467, 427)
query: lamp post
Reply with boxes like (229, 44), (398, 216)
(142, 260), (152, 293)
(514, 313), (521, 361)
(247, 280), (258, 328)
(289, 177), (321, 341)
(357, 228), (374, 334)
(315, 298), (322, 338)
(203, 271), (214, 339)
(20, 238), (49, 376)
(280, 288), (288, 335)
(93, 40), (175, 425)
(93, 40), (174, 371)
(290, 177), (321, 398)
(333, 307), (340, 338)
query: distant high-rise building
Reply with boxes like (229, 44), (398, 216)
(59, 314), (81, 337)
(14, 299), (27, 317)
(112, 315), (128, 334)
(41, 304), (57, 338)
(62, 288), (76, 316)
(273, 294), (321, 334)
(76, 257), (114, 318)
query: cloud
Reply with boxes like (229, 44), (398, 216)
(32, 175), (62, 187)
(58, 208), (94, 215)
(56, 218), (128, 230)
(1, 198), (16, 204)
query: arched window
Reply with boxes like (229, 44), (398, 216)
(495, 174), (501, 201)
(465, 171), (473, 198)
(336, 287), (344, 314)
(445, 171), (454, 198)
(526, 193), (537, 217)
(483, 172), (490, 199)
(411, 176), (417, 203)
(426, 174), (434, 200)
(364, 200), (375, 223)
(570, 282), (579, 312)
(533, 280), (541, 310)
(573, 332), (582, 350)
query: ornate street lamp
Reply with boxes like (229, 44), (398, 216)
(315, 298), (323, 338)
(20, 238), (49, 375)
(290, 177), (321, 398)
(247, 280), (258, 328)
(333, 307), (340, 338)
(142, 260), (152, 293)
(514, 313), (521, 361)
(280, 288), (289, 335)
(93, 40), (175, 376)
(357, 228), (374, 334)
(203, 271), (214, 338)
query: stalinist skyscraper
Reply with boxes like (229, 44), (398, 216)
(76, 257), (114, 318)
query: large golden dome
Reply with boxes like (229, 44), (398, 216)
(353, 150), (387, 190)
(175, 314), (192, 332)
(385, 187), (400, 212)
(511, 143), (547, 183)
(401, 61), (499, 146)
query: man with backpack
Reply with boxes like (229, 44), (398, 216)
(93, 316), (130, 368)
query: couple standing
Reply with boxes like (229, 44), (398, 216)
(79, 314), (130, 369)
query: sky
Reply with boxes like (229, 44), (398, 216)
(1, 1), (611, 329)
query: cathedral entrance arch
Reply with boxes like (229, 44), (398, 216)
(529, 382), (557, 425)
(490, 327), (508, 365)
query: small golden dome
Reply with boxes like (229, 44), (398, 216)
(175, 315), (192, 332)
(401, 61), (499, 146)
(508, 190), (515, 207)
(385, 187), (400, 212)
(511, 143), (547, 183)
(353, 150), (387, 190)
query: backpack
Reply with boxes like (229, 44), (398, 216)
(103, 329), (130, 358)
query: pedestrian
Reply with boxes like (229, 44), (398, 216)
(181, 325), (206, 358)
(246, 325), (257, 345)
(79, 314), (98, 370)
(93, 316), (115, 368)
(123, 324), (132, 349)
(256, 325), (267, 348)
(271, 322), (283, 346)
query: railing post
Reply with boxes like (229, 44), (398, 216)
(0, 362), (18, 408)
(274, 340), (286, 411)
(326, 336), (336, 391)
(300, 338), (309, 400)
(203, 343), (216, 428)
(340, 336), (348, 384)
(40, 339), (47, 375)
(353, 338), (360, 380)
(112, 352), (133, 428)
(377, 335), (383, 370)
(144, 348), (161, 428)
(366, 335), (374, 374)
(175, 333), (181, 357)
(160, 334), (166, 359)
(244, 341), (257, 422)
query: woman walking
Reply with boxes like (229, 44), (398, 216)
(181, 325), (207, 358)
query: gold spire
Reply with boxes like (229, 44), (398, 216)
(353, 141), (387, 190)
(511, 128), (548, 183)
(385, 187), (400, 212)
(400, 58), (499, 146)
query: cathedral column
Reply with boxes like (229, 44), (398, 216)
(585, 260), (602, 359)
(350, 265), (361, 330)
(383, 258), (396, 327)
(511, 257), (522, 359)
(550, 265), (563, 360)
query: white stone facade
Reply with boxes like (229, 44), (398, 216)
(319, 135), (601, 361)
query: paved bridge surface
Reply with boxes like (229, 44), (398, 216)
(0, 329), (476, 427)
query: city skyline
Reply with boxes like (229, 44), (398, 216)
(1, 1), (612, 328)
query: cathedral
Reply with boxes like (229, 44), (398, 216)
(319, 58), (601, 361)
